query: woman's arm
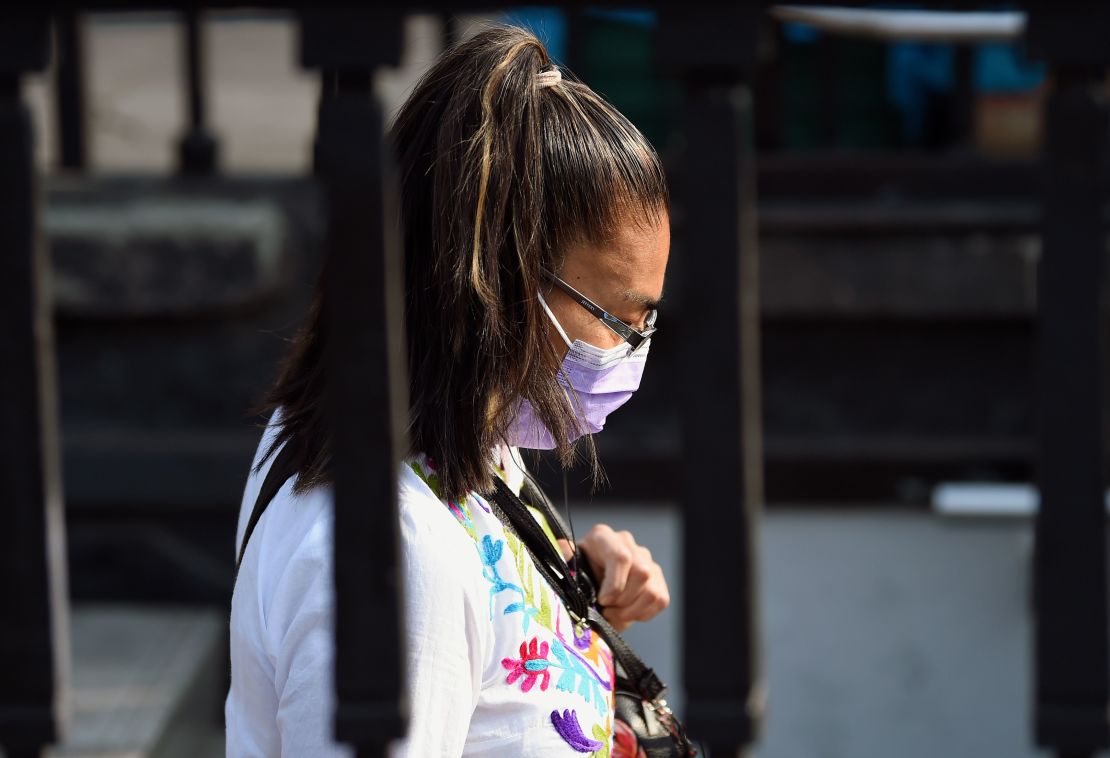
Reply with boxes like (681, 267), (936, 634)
(268, 489), (491, 757)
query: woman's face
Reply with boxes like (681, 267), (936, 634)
(546, 210), (671, 356)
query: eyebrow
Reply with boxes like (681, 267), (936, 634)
(622, 288), (663, 312)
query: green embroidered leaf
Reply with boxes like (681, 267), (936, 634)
(457, 497), (474, 521)
(408, 461), (427, 484)
(516, 549), (533, 605)
(408, 460), (443, 497)
(526, 505), (561, 550)
(537, 583), (552, 629)
(515, 540), (527, 579)
(589, 723), (610, 758)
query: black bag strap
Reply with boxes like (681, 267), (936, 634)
(486, 477), (666, 702)
(520, 476), (573, 542)
(486, 478), (590, 616)
(236, 442), (300, 574)
(586, 606), (665, 700)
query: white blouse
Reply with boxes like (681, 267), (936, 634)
(225, 416), (617, 757)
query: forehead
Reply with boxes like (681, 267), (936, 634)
(561, 210), (670, 296)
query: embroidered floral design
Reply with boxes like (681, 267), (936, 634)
(573, 623), (592, 651)
(408, 455), (616, 721)
(502, 529), (552, 632)
(477, 534), (530, 623)
(498, 636), (608, 716)
(481, 533), (504, 565)
(408, 459), (443, 497)
(446, 499), (477, 541)
(551, 638), (609, 715)
(555, 606), (615, 698)
(551, 709), (605, 753)
(501, 637), (551, 692)
(590, 722), (614, 758)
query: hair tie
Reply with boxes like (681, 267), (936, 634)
(535, 66), (562, 89)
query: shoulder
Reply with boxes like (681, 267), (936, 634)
(251, 458), (490, 619)
(234, 434), (495, 634)
(397, 458), (487, 577)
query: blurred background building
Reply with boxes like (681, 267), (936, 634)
(2, 5), (1089, 758)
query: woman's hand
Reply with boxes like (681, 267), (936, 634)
(573, 524), (670, 632)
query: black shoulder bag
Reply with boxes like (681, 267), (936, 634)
(485, 477), (698, 758)
(236, 452), (697, 757)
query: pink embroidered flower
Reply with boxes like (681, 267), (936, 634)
(501, 637), (551, 692)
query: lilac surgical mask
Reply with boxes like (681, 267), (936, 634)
(505, 293), (650, 450)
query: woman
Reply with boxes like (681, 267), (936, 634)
(226, 25), (672, 757)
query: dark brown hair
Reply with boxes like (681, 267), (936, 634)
(259, 24), (669, 500)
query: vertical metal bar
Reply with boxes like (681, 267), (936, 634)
(299, 8), (406, 756)
(661, 6), (765, 756)
(680, 81), (764, 758)
(53, 11), (86, 171)
(562, 4), (587, 75)
(950, 44), (975, 149)
(324, 72), (406, 755)
(184, 10), (205, 130)
(178, 7), (217, 174)
(443, 14), (461, 50)
(816, 32), (840, 147)
(1033, 64), (1110, 755)
(752, 22), (785, 151)
(1025, 5), (1110, 755)
(0, 11), (68, 758)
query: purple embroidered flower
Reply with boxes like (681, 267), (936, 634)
(572, 623), (592, 651)
(501, 638), (551, 692)
(550, 709), (604, 752)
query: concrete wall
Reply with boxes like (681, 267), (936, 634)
(575, 503), (1055, 758)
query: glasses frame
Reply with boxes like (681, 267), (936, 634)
(541, 268), (657, 354)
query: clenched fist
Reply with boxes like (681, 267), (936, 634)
(559, 524), (670, 632)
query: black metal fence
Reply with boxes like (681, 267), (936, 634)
(1, 4), (1108, 758)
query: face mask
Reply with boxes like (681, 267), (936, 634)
(505, 294), (650, 450)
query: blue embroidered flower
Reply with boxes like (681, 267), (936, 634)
(481, 534), (504, 565)
(550, 709), (604, 752)
(477, 535), (524, 620)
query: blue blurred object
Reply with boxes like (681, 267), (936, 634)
(783, 21), (822, 44)
(583, 8), (656, 27)
(501, 7), (568, 62)
(885, 40), (1044, 143)
(974, 42), (1044, 93)
(780, 4), (1045, 146)
(500, 6), (659, 65)
(886, 43), (954, 143)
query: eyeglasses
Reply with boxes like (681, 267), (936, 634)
(541, 268), (657, 355)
